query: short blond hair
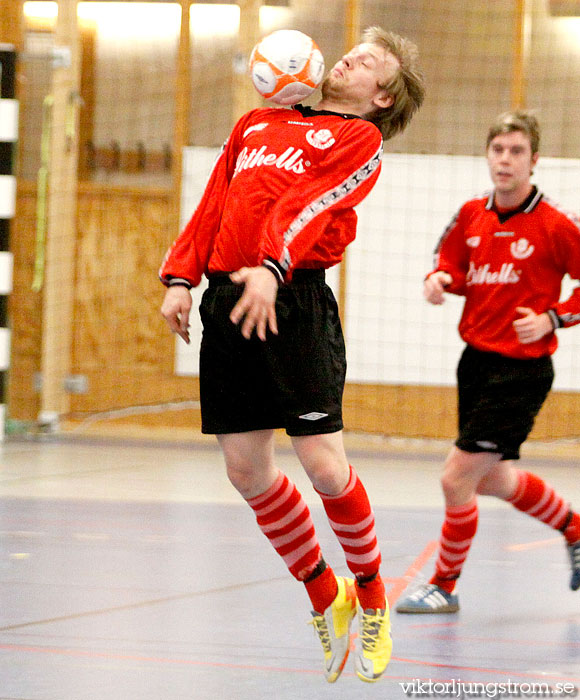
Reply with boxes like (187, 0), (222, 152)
(362, 26), (426, 141)
(486, 109), (540, 154)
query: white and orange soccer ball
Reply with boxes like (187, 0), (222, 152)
(249, 30), (325, 106)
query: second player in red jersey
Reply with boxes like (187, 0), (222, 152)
(396, 110), (580, 616)
(432, 186), (580, 358)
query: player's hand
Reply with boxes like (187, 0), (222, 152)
(161, 285), (192, 344)
(229, 266), (279, 341)
(424, 271), (452, 305)
(513, 307), (553, 345)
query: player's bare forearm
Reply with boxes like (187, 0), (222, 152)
(229, 266), (279, 341)
(161, 285), (192, 344)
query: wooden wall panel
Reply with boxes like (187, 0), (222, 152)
(9, 182), (42, 421)
(70, 183), (200, 418)
(344, 383), (457, 438)
(0, 0), (24, 48)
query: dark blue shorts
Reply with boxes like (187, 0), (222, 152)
(199, 269), (346, 436)
(455, 345), (554, 460)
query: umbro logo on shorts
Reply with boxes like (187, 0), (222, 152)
(476, 440), (498, 449)
(299, 412), (329, 421)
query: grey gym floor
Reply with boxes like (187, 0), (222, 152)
(1, 435), (579, 699)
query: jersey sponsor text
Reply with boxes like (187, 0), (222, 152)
(466, 261), (521, 286)
(234, 145), (310, 176)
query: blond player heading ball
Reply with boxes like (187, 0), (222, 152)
(160, 28), (425, 681)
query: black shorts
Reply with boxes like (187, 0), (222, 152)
(199, 269), (346, 436)
(455, 345), (554, 460)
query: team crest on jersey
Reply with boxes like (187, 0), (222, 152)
(466, 236), (481, 248)
(510, 237), (535, 260)
(306, 129), (335, 150)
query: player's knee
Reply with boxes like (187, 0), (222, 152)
(440, 460), (473, 502)
(440, 470), (461, 500)
(476, 463), (518, 499)
(225, 459), (259, 495)
(293, 435), (349, 494)
(304, 459), (348, 495)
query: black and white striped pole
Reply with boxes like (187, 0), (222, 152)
(0, 45), (17, 441)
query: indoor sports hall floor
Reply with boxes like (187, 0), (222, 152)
(0, 433), (579, 699)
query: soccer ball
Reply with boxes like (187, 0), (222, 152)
(249, 30), (325, 106)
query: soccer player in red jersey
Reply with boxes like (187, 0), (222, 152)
(160, 28), (425, 681)
(397, 110), (580, 615)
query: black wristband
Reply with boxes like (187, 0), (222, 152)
(547, 308), (563, 329)
(167, 278), (192, 290)
(262, 259), (285, 286)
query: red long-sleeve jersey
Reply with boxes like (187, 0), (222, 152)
(160, 104), (383, 286)
(431, 187), (580, 359)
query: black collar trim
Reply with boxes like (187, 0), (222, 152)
(292, 103), (362, 121)
(485, 185), (543, 223)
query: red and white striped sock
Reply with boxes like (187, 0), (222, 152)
(318, 465), (385, 610)
(507, 470), (580, 543)
(246, 471), (323, 581)
(246, 471), (339, 612)
(431, 498), (478, 593)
